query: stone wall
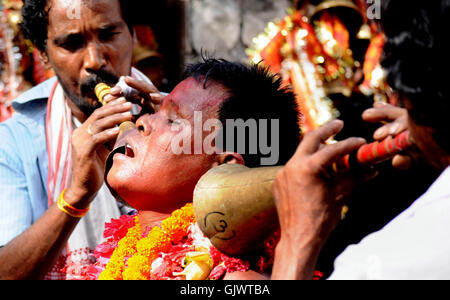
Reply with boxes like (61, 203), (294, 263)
(182, 0), (292, 64)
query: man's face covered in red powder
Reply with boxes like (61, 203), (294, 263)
(107, 77), (232, 212)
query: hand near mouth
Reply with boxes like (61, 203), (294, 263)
(102, 76), (164, 116)
(65, 97), (133, 209)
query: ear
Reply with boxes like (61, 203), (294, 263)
(214, 152), (245, 167)
(38, 50), (52, 69)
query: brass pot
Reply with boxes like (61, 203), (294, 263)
(193, 164), (282, 257)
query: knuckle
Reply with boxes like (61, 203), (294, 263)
(305, 158), (318, 172)
(91, 109), (100, 118)
(90, 135), (99, 144)
(302, 131), (317, 144)
(275, 168), (288, 182)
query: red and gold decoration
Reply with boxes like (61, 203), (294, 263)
(247, 9), (352, 133)
(359, 32), (390, 103)
(1, 0), (23, 121)
(247, 2), (389, 133)
(1, 0), (55, 122)
(247, 1), (391, 221)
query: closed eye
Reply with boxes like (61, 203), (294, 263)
(99, 31), (121, 42)
(54, 34), (84, 52)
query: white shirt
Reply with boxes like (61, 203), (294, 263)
(329, 166), (450, 280)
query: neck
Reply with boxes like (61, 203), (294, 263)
(66, 96), (88, 123)
(137, 210), (171, 231)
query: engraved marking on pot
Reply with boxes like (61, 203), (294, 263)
(204, 211), (237, 241)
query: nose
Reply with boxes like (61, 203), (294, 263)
(136, 114), (153, 136)
(83, 42), (107, 73)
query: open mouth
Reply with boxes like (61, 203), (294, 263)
(109, 142), (135, 162)
(125, 143), (135, 158)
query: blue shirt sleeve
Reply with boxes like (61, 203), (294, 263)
(0, 124), (33, 246)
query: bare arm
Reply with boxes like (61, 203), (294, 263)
(0, 204), (80, 279)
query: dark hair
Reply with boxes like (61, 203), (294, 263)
(183, 58), (301, 167)
(381, 0), (450, 152)
(20, 0), (134, 52)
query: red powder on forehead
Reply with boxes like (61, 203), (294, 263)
(169, 77), (230, 117)
(48, 0), (120, 15)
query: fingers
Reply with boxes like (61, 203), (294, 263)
(295, 120), (365, 176)
(89, 100), (132, 124)
(373, 121), (406, 140)
(362, 103), (408, 141)
(104, 77), (164, 116)
(315, 137), (366, 170)
(124, 76), (162, 105)
(298, 120), (344, 155)
(103, 76), (164, 105)
(124, 76), (158, 94)
(80, 100), (133, 151)
(392, 155), (413, 170)
(362, 103), (405, 123)
(86, 126), (121, 151)
(149, 92), (165, 104)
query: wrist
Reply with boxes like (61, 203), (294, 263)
(57, 189), (90, 218)
(63, 186), (95, 210)
(272, 234), (325, 280)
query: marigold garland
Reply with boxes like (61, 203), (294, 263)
(99, 203), (210, 280)
(98, 216), (142, 280)
(76, 202), (323, 280)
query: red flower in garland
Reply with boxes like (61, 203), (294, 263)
(92, 214), (137, 261)
(209, 247), (250, 280)
(103, 214), (137, 241)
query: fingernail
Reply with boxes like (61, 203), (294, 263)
(364, 108), (375, 115)
(111, 127), (120, 134)
(112, 97), (126, 104)
(374, 101), (387, 107)
(374, 128), (384, 139)
(390, 123), (400, 134)
(110, 86), (121, 94)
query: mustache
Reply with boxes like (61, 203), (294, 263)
(80, 70), (120, 98)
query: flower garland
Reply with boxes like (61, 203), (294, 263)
(89, 203), (268, 280)
(63, 202), (324, 280)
